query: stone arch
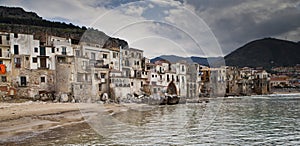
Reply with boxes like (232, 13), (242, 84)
(167, 81), (177, 95)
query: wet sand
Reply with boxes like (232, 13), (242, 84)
(0, 101), (146, 144)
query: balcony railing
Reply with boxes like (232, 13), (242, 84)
(38, 66), (49, 70)
(0, 52), (10, 58)
(0, 41), (10, 46)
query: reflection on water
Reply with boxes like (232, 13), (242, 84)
(2, 95), (300, 145)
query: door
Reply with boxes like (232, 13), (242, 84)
(20, 76), (26, 86)
(14, 45), (19, 54)
(40, 58), (46, 68)
(40, 47), (46, 56)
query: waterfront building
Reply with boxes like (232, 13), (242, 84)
(0, 31), (275, 102)
(0, 32), (13, 97)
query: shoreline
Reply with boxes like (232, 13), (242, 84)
(0, 102), (147, 143)
(1, 92), (299, 143)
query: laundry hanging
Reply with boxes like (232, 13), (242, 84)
(0, 64), (6, 74)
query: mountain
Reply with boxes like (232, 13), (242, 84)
(150, 55), (223, 67)
(0, 6), (128, 48)
(152, 38), (300, 69)
(225, 38), (300, 69)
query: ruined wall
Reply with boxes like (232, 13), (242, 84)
(55, 62), (74, 95)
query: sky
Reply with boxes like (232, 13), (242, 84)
(1, 0), (299, 58)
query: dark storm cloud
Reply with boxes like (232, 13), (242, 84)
(183, 0), (244, 11)
(181, 0), (300, 54)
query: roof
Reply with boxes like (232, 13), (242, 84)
(154, 60), (171, 65)
(123, 47), (143, 52)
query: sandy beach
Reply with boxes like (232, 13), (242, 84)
(0, 101), (147, 144)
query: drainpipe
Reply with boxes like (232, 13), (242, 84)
(119, 46), (122, 72)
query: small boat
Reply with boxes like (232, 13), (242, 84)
(160, 81), (180, 105)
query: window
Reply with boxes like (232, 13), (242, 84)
(181, 65), (185, 72)
(14, 45), (19, 54)
(125, 60), (129, 66)
(15, 58), (21, 68)
(131, 82), (133, 86)
(137, 61), (139, 66)
(20, 76), (27, 86)
(141, 81), (143, 86)
(125, 51), (127, 55)
(6, 35), (9, 41)
(34, 47), (38, 53)
(25, 57), (29, 61)
(153, 88), (157, 93)
(41, 76), (46, 83)
(14, 33), (18, 38)
(85, 74), (88, 81)
(75, 50), (80, 56)
(91, 52), (95, 60)
(82, 61), (86, 69)
(57, 48), (59, 52)
(103, 54), (107, 59)
(32, 57), (37, 63)
(1, 76), (6, 82)
(100, 73), (106, 78)
(0, 37), (2, 44)
(113, 52), (118, 58)
(52, 47), (55, 53)
(77, 74), (83, 82)
(0, 60), (3, 64)
(62, 47), (67, 55)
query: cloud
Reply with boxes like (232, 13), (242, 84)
(183, 0), (300, 54)
(1, 0), (299, 58)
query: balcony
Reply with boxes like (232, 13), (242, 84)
(92, 60), (109, 68)
(38, 66), (49, 70)
(0, 52), (10, 59)
(0, 41), (10, 47)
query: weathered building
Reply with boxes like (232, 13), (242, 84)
(253, 70), (271, 95)
(186, 63), (201, 98)
(209, 67), (226, 97)
(71, 42), (114, 102)
(8, 33), (56, 98)
(0, 32), (14, 97)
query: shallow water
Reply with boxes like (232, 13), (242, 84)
(2, 95), (300, 145)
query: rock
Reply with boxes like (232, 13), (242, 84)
(60, 94), (69, 102)
(40, 94), (49, 101)
(33, 95), (40, 101)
